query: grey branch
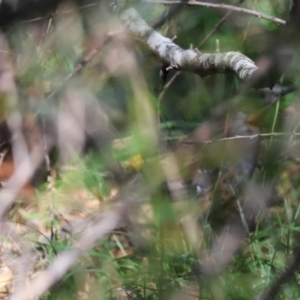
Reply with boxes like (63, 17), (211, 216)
(121, 8), (258, 81)
(144, 0), (286, 25)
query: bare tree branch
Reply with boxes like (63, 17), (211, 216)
(121, 8), (258, 81)
(144, 0), (286, 25)
(177, 132), (300, 145)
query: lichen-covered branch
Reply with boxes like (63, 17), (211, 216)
(121, 8), (258, 81)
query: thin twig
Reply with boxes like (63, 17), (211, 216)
(158, 71), (181, 100)
(198, 0), (245, 48)
(144, 0), (286, 25)
(178, 132), (300, 145)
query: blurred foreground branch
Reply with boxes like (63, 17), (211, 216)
(9, 203), (127, 300)
(0, 142), (48, 219)
(257, 250), (300, 300)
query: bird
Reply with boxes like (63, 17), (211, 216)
(169, 84), (296, 230)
